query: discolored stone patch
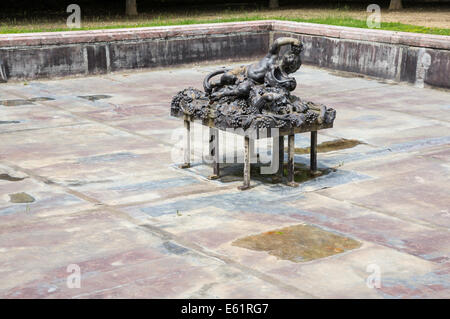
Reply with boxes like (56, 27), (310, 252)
(0, 173), (26, 181)
(78, 95), (112, 101)
(290, 138), (364, 154)
(0, 97), (54, 106)
(0, 99), (33, 106)
(218, 162), (334, 184)
(0, 120), (21, 124)
(283, 163), (334, 183)
(232, 224), (361, 262)
(9, 192), (35, 203)
(28, 97), (55, 102)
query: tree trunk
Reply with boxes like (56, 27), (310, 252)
(269, 0), (279, 9)
(389, 0), (403, 10)
(126, 0), (138, 16)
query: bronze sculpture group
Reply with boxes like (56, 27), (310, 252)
(171, 37), (336, 189)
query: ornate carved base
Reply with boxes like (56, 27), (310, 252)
(171, 37), (336, 188)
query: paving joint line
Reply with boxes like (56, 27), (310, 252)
(3, 90), (175, 147)
(315, 192), (450, 233)
(0, 159), (317, 298)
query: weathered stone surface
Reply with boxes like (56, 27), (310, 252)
(0, 21), (448, 88)
(0, 45), (86, 79)
(272, 20), (450, 50)
(0, 21), (272, 47)
(0, 63), (449, 298)
(109, 33), (268, 72)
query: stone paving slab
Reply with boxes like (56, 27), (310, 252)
(0, 62), (449, 298)
(319, 148), (450, 229)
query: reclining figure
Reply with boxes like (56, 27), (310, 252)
(171, 37), (336, 129)
(204, 37), (303, 101)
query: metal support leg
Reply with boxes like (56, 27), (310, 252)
(251, 137), (259, 164)
(310, 130), (319, 174)
(278, 136), (284, 177)
(271, 136), (284, 183)
(238, 136), (251, 190)
(249, 138), (256, 163)
(287, 134), (298, 187)
(208, 127), (220, 180)
(180, 119), (190, 168)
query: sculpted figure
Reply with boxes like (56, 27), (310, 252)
(171, 37), (336, 130)
(203, 37), (303, 101)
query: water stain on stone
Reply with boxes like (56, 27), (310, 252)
(283, 163), (334, 183)
(28, 97), (55, 102)
(290, 138), (364, 154)
(78, 95), (112, 101)
(0, 120), (21, 124)
(77, 152), (137, 164)
(232, 224), (361, 262)
(9, 192), (35, 203)
(162, 241), (189, 255)
(219, 162), (333, 184)
(0, 99), (33, 106)
(65, 179), (113, 187)
(0, 173), (26, 181)
(0, 97), (54, 106)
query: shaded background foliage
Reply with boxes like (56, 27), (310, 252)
(0, 0), (450, 24)
(1, 0), (449, 17)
